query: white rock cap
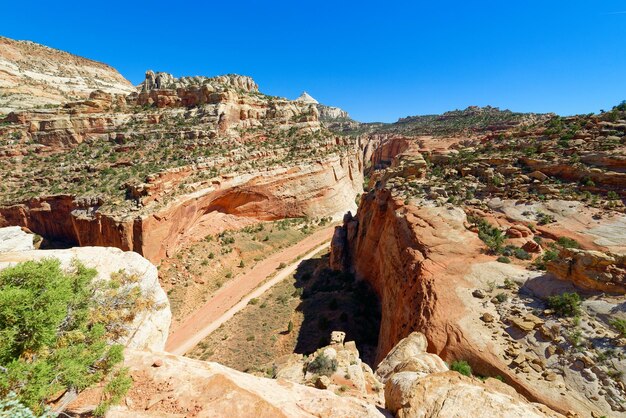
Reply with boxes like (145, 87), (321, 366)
(295, 91), (319, 104)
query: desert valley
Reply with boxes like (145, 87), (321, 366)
(0, 34), (624, 418)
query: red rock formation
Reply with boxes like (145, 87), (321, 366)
(547, 248), (626, 293)
(330, 188), (578, 415)
(0, 154), (362, 262)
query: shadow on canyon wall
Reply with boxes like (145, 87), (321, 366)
(291, 253), (381, 366)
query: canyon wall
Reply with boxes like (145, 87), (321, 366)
(330, 189), (578, 415)
(0, 153), (362, 262)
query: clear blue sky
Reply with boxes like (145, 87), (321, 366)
(1, 1), (625, 122)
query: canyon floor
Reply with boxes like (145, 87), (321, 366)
(165, 225), (335, 355)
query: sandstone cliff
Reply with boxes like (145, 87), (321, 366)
(0, 36), (134, 113)
(330, 189), (621, 416)
(0, 151), (362, 262)
(0, 65), (363, 263)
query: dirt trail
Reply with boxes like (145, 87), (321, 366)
(165, 226), (335, 355)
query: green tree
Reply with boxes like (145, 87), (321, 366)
(0, 259), (146, 415)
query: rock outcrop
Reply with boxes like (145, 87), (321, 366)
(377, 332), (563, 418)
(70, 348), (385, 418)
(0, 234), (171, 351)
(0, 226), (34, 252)
(385, 371), (563, 418)
(295, 91), (351, 122)
(0, 36), (134, 113)
(547, 248), (626, 293)
(272, 331), (383, 405)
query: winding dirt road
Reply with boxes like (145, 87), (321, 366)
(165, 226), (335, 355)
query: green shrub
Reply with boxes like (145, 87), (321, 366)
(536, 212), (556, 225)
(468, 216), (505, 254)
(513, 248), (531, 260)
(496, 256), (511, 264)
(495, 293), (508, 303)
(503, 278), (517, 290)
(610, 318), (626, 337)
(94, 369), (132, 416)
(557, 237), (579, 249)
(450, 360), (472, 377)
(0, 392), (52, 418)
(533, 248), (559, 270)
(308, 352), (338, 376)
(0, 260), (143, 414)
(547, 292), (581, 317)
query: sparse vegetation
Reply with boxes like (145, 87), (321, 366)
(450, 360), (472, 377)
(468, 216), (505, 254)
(556, 237), (579, 249)
(609, 318), (626, 338)
(495, 293), (508, 303)
(547, 292), (581, 317)
(308, 352), (338, 376)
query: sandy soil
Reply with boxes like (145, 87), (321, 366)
(165, 226), (335, 355)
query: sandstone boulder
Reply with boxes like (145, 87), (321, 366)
(375, 332), (447, 383)
(547, 248), (626, 293)
(385, 371), (564, 418)
(0, 226), (34, 252)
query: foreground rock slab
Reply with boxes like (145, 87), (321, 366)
(103, 349), (385, 418)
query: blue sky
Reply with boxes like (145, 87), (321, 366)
(1, 1), (625, 122)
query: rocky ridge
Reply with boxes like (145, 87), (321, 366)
(0, 36), (134, 113)
(0, 69), (362, 262)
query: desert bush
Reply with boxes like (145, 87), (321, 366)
(556, 237), (579, 249)
(513, 247), (531, 260)
(308, 352), (338, 376)
(495, 293), (508, 303)
(496, 256), (510, 264)
(547, 292), (581, 317)
(536, 212), (555, 225)
(468, 216), (505, 254)
(450, 360), (472, 376)
(533, 248), (559, 270)
(0, 259), (145, 414)
(610, 318), (626, 337)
